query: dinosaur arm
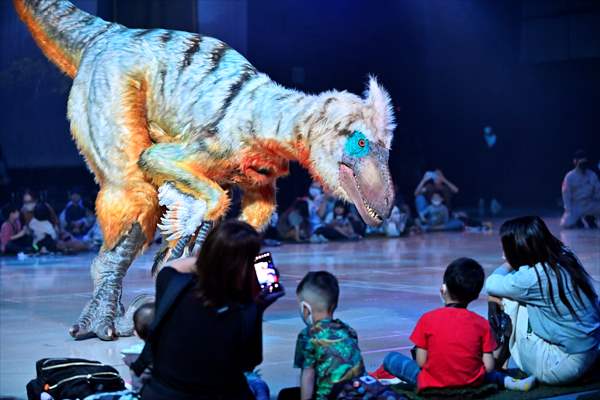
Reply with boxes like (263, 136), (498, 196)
(139, 143), (230, 223)
(240, 183), (276, 231)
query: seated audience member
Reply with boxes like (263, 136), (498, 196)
(419, 192), (464, 232)
(306, 181), (330, 243)
(30, 203), (91, 254)
(382, 258), (535, 392)
(0, 205), (32, 255)
(560, 150), (600, 229)
(279, 271), (365, 400)
(29, 203), (60, 253)
(346, 204), (367, 237)
(262, 211), (282, 246)
(277, 199), (311, 243)
(123, 302), (155, 392)
(60, 189), (94, 237)
(141, 220), (283, 400)
(414, 169), (459, 218)
(21, 190), (60, 228)
(486, 216), (600, 385)
(320, 201), (361, 241)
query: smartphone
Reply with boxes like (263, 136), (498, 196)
(254, 252), (281, 293)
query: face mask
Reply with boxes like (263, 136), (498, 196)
(309, 188), (322, 199)
(432, 199), (442, 207)
(23, 202), (35, 212)
(440, 284), (447, 304)
(299, 301), (313, 326)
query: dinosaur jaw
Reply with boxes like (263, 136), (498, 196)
(339, 163), (387, 226)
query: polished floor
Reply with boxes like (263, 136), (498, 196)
(1, 217), (599, 398)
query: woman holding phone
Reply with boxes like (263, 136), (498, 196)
(141, 220), (284, 399)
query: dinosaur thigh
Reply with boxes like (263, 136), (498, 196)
(69, 65), (159, 249)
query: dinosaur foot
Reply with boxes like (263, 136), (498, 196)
(69, 290), (154, 340)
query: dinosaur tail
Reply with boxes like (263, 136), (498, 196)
(13, 0), (114, 78)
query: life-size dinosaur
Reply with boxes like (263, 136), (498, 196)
(15, 0), (396, 340)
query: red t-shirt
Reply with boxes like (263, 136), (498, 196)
(410, 307), (497, 391)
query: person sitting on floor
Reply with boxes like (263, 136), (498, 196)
(277, 199), (311, 243)
(60, 189), (94, 238)
(419, 192), (464, 232)
(320, 201), (361, 241)
(278, 271), (365, 400)
(414, 169), (459, 219)
(0, 204), (32, 255)
(486, 216), (600, 385)
(123, 302), (155, 392)
(382, 258), (535, 393)
(560, 150), (600, 229)
(30, 203), (91, 254)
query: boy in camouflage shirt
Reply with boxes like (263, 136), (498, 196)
(294, 271), (365, 399)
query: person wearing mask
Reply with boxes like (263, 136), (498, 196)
(560, 150), (600, 229)
(478, 126), (504, 217)
(414, 169), (459, 219)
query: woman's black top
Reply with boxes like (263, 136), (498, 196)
(147, 267), (262, 398)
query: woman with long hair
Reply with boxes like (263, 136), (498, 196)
(486, 216), (599, 384)
(141, 220), (283, 399)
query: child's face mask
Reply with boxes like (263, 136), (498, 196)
(440, 283), (448, 304)
(299, 300), (313, 326)
(432, 198), (443, 207)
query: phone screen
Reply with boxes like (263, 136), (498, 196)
(254, 252), (281, 292)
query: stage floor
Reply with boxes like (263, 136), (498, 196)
(1, 217), (599, 398)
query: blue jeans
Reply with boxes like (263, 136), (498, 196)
(384, 352), (507, 388)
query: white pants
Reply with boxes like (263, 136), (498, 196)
(503, 299), (598, 385)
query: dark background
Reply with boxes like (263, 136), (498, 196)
(1, 0), (599, 213)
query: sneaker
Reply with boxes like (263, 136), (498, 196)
(317, 234), (329, 243)
(370, 364), (402, 385)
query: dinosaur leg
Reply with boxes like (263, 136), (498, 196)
(70, 223), (146, 340)
(240, 183), (277, 231)
(139, 143), (230, 261)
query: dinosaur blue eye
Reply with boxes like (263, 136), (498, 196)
(344, 131), (370, 158)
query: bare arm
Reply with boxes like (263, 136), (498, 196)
(482, 352), (495, 373)
(437, 170), (459, 193)
(301, 367), (315, 400)
(415, 347), (428, 368)
(414, 176), (429, 196)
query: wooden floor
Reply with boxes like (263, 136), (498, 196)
(1, 217), (598, 398)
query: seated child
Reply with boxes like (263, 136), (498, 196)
(419, 192), (464, 232)
(291, 271), (365, 400)
(122, 302), (154, 391)
(383, 258), (535, 392)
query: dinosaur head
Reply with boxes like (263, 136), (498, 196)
(305, 77), (396, 226)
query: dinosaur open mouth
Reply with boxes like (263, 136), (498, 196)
(339, 163), (384, 226)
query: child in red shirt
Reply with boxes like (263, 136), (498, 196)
(383, 258), (535, 392)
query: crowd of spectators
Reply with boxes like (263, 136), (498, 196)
(0, 188), (100, 256)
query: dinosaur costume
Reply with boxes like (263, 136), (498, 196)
(15, 0), (396, 340)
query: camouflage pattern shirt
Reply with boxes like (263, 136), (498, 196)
(294, 318), (365, 399)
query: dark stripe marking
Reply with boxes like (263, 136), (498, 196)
(56, 3), (77, 20)
(83, 23), (112, 46)
(208, 65), (257, 128)
(159, 68), (167, 96)
(133, 29), (156, 39)
(181, 35), (202, 69)
(79, 15), (95, 26)
(39, 0), (60, 14)
(159, 31), (173, 44)
(206, 43), (230, 74)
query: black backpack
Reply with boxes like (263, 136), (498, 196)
(26, 357), (125, 400)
